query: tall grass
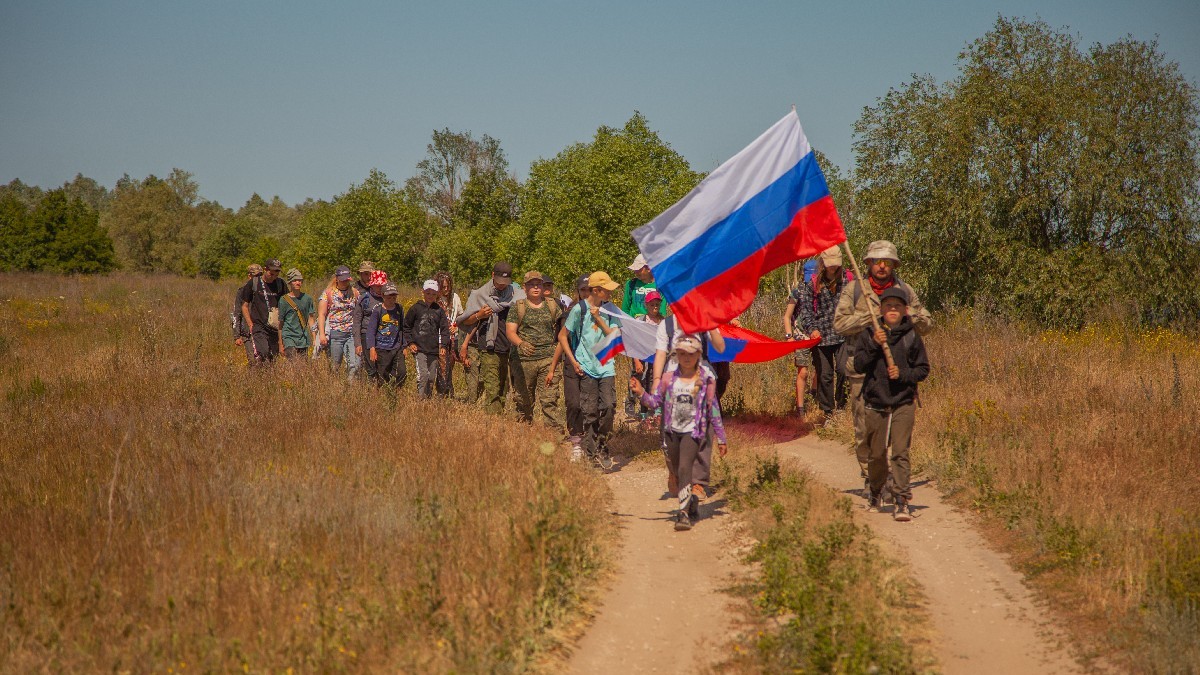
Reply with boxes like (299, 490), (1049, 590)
(0, 274), (609, 672)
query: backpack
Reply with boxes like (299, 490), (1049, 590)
(567, 302), (587, 352)
(514, 298), (562, 326)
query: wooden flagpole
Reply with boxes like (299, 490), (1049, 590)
(841, 241), (897, 374)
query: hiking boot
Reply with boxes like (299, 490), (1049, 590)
(893, 498), (914, 522)
(687, 496), (700, 521)
(674, 510), (693, 531)
(866, 492), (882, 513)
(794, 405), (806, 419)
(691, 484), (706, 502)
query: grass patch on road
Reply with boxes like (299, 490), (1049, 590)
(716, 452), (934, 674)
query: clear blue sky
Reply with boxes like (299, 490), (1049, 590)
(2, 0), (1197, 209)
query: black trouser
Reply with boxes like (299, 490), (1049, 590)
(665, 431), (703, 507)
(563, 365), (584, 439)
(580, 375), (615, 453)
(284, 346), (308, 360)
(713, 361), (731, 401)
(360, 333), (377, 378)
(250, 325), (281, 364)
(373, 347), (407, 388)
(813, 343), (848, 414)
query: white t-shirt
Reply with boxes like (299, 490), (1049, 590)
(667, 375), (699, 434)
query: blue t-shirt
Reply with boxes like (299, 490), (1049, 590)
(565, 302), (621, 379)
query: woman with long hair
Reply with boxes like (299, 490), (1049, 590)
(433, 270), (464, 398)
(316, 265), (361, 378)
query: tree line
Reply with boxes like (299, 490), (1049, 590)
(2, 17), (1196, 328)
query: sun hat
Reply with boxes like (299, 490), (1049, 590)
(334, 265), (352, 281)
(285, 268), (303, 283)
(863, 240), (900, 264)
(368, 270), (389, 287)
(675, 334), (703, 353)
(587, 271), (619, 291)
(628, 253), (648, 271)
(358, 260), (376, 273)
(422, 279), (440, 291)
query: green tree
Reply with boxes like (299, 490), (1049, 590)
(101, 169), (226, 275)
(515, 112), (702, 289)
(423, 169), (521, 285)
(35, 190), (118, 273)
(406, 128), (508, 225)
(0, 194), (39, 270)
(853, 17), (1200, 326)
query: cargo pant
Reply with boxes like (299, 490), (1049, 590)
(863, 403), (915, 502)
(480, 350), (511, 415)
(461, 344), (483, 404)
(512, 355), (560, 427)
(813, 342), (848, 414)
(250, 325), (281, 364)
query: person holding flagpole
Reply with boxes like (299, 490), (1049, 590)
(563, 271), (621, 464)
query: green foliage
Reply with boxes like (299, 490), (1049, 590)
(101, 169), (227, 275)
(515, 112), (703, 288)
(290, 169), (431, 285)
(422, 169), (520, 283)
(0, 190), (116, 274)
(405, 128), (508, 226)
(853, 17), (1200, 327)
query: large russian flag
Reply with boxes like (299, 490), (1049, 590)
(633, 111), (846, 334)
(707, 324), (819, 364)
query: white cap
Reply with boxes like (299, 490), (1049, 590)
(422, 279), (440, 291)
(628, 253), (648, 271)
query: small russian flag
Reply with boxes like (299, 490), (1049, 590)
(591, 329), (625, 365)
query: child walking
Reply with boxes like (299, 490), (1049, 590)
(366, 282), (406, 388)
(630, 335), (728, 531)
(852, 286), (930, 521)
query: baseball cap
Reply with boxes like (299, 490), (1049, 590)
(576, 274), (591, 290)
(880, 287), (909, 305)
(383, 282), (399, 296)
(264, 258), (282, 271)
(645, 289), (662, 304)
(334, 265), (352, 281)
(368, 270), (389, 287)
(819, 246), (843, 267)
(247, 263), (263, 276)
(493, 261), (513, 278)
(587, 271), (619, 291)
(542, 276), (554, 286)
(358, 260), (376, 273)
(523, 270), (544, 284)
(422, 279), (440, 291)
(285, 268), (303, 283)
(675, 334), (703, 353)
(628, 253), (648, 271)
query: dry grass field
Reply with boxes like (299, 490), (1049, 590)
(0, 273), (609, 672)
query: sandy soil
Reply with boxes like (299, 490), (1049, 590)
(567, 431), (1082, 674)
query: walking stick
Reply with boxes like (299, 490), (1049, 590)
(840, 242), (897, 374)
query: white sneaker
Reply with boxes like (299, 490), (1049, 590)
(571, 445), (584, 463)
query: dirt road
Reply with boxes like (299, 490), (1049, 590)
(569, 432), (1081, 674)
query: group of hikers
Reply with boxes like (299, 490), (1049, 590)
(230, 239), (931, 528)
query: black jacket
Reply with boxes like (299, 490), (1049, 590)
(404, 300), (451, 355)
(853, 316), (929, 409)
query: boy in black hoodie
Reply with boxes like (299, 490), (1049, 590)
(853, 286), (930, 521)
(405, 280), (452, 398)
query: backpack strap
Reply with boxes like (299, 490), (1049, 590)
(283, 294), (307, 332)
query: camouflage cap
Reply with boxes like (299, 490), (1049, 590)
(863, 240), (900, 264)
(358, 260), (376, 273)
(247, 263), (264, 276)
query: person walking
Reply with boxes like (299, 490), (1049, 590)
(630, 335), (728, 531)
(366, 282), (407, 388)
(405, 279), (452, 398)
(621, 254), (664, 418)
(563, 271), (622, 462)
(459, 262), (525, 415)
(433, 271), (463, 397)
(792, 246), (852, 422)
(632, 290), (665, 429)
(834, 240), (933, 497)
(317, 265), (361, 378)
(231, 264), (262, 365)
(853, 287), (930, 521)
(278, 268), (316, 360)
(354, 270), (387, 380)
(355, 261), (376, 296)
(507, 271), (562, 426)
(551, 275), (592, 457)
(238, 258), (286, 365)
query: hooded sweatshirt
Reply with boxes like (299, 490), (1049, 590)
(852, 316), (930, 409)
(404, 300), (451, 355)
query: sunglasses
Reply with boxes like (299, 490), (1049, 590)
(869, 259), (895, 269)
